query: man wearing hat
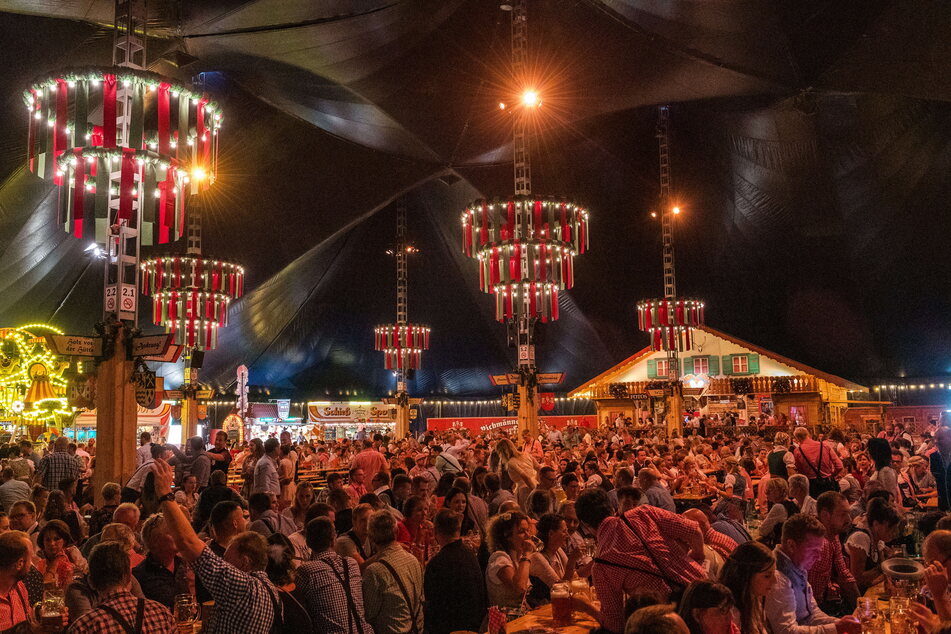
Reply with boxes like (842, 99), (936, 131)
(904, 455), (936, 502)
(409, 452), (439, 487)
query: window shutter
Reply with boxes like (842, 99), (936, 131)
(647, 359), (657, 379)
(748, 354), (760, 374)
(721, 355), (733, 376)
(686, 356), (697, 374)
(709, 355), (720, 376)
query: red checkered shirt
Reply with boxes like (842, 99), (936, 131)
(592, 506), (706, 633)
(705, 527), (738, 560)
(67, 590), (175, 634)
(0, 581), (30, 630)
(807, 534), (856, 604)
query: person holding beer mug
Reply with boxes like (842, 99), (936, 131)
(0, 531), (68, 632)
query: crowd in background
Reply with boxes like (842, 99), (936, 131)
(0, 416), (949, 632)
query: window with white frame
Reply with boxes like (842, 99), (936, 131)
(732, 355), (749, 374)
(656, 359), (670, 378)
(693, 357), (709, 375)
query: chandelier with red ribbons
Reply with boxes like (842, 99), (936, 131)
(461, 196), (589, 322)
(374, 324), (430, 371)
(23, 67), (221, 245)
(636, 299), (705, 352)
(140, 257), (244, 351)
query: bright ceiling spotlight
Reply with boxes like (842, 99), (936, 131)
(672, 206), (680, 214)
(191, 166), (207, 182)
(521, 90), (539, 107)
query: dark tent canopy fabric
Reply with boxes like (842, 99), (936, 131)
(1, 1), (951, 396)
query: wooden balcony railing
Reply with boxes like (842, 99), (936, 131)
(586, 375), (819, 400)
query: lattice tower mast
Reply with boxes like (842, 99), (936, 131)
(104, 0), (148, 324)
(657, 105), (679, 382)
(512, 0), (535, 371)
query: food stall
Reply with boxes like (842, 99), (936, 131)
(307, 401), (395, 441)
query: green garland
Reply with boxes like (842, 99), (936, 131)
(23, 66), (221, 116)
(55, 147), (174, 173)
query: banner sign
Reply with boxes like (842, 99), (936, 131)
(426, 414), (596, 434)
(308, 401), (396, 424)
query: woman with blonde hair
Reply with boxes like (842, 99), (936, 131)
(492, 437), (538, 509)
(758, 477), (798, 547)
(282, 481), (314, 530)
(100, 523), (144, 568)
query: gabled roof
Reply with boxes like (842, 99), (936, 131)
(703, 327), (866, 391)
(569, 325), (866, 397)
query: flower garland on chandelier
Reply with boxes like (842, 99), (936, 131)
(636, 298), (705, 352)
(461, 196), (590, 322)
(140, 256), (244, 351)
(374, 324), (430, 370)
(23, 66), (221, 245)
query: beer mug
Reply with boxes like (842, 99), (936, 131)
(174, 594), (199, 633)
(550, 582), (571, 626)
(39, 588), (64, 629)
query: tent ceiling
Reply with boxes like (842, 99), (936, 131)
(0, 1), (950, 395)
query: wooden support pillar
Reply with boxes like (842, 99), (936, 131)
(92, 325), (137, 504)
(517, 381), (539, 438)
(386, 396), (421, 440)
(395, 402), (410, 439)
(666, 388), (684, 437)
(180, 394), (199, 442)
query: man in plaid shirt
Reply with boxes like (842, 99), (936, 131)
(808, 491), (858, 615)
(68, 541), (174, 633)
(296, 517), (371, 634)
(574, 488), (706, 634)
(34, 437), (82, 491)
(151, 459), (281, 634)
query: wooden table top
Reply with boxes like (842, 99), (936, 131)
(505, 603), (599, 634)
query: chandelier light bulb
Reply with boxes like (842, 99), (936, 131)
(521, 90), (539, 107)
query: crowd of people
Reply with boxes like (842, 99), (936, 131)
(0, 417), (948, 632)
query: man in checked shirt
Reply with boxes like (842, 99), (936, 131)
(572, 488), (707, 634)
(151, 459), (282, 634)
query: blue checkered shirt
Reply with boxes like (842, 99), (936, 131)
(191, 545), (280, 634)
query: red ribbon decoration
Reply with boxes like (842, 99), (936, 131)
(72, 149), (85, 237)
(102, 75), (117, 148)
(118, 149), (135, 222)
(157, 180), (170, 243)
(53, 80), (68, 185)
(158, 83), (171, 155)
